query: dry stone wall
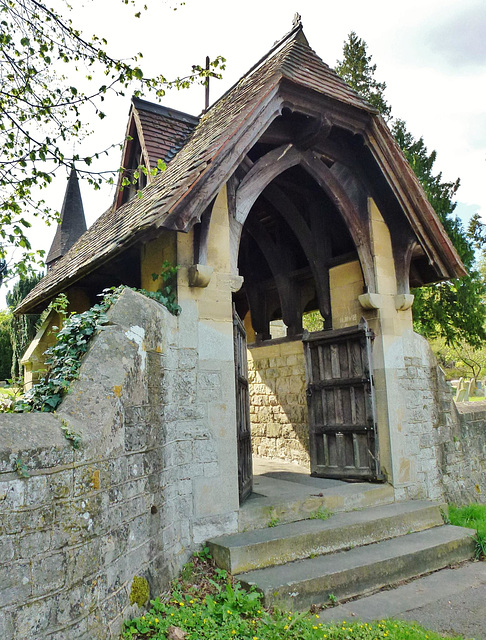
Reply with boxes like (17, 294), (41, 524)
(0, 289), (238, 640)
(248, 339), (309, 466)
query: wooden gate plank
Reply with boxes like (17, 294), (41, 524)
(303, 320), (382, 481)
(234, 308), (253, 503)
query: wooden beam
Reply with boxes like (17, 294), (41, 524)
(261, 184), (332, 321)
(164, 90), (284, 231)
(192, 202), (213, 265)
(245, 218), (302, 335)
(235, 143), (302, 223)
(300, 150), (376, 293)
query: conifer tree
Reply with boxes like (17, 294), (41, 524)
(335, 32), (392, 120)
(6, 273), (43, 378)
(335, 34), (486, 347)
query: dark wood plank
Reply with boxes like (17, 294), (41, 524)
(303, 322), (382, 481)
(234, 308), (253, 503)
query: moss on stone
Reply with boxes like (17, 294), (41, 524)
(130, 575), (150, 607)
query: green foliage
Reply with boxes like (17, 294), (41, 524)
(336, 34), (486, 348)
(10, 269), (181, 415)
(14, 458), (30, 478)
(130, 576), (150, 607)
(122, 551), (466, 640)
(267, 510), (280, 527)
(58, 415), (82, 449)
(449, 503), (486, 559)
(392, 106), (486, 349)
(302, 310), (324, 333)
(430, 336), (486, 380)
(6, 273), (44, 377)
(13, 286), (124, 413)
(142, 261), (181, 315)
(335, 32), (391, 120)
(0, 309), (13, 379)
(0, 0), (225, 278)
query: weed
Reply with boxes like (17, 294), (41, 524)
(268, 515), (280, 527)
(440, 507), (450, 524)
(194, 545), (211, 561)
(310, 506), (332, 521)
(122, 551), (468, 640)
(328, 592), (338, 606)
(14, 458), (29, 478)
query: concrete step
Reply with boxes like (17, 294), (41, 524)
(235, 524), (476, 611)
(238, 481), (394, 532)
(208, 500), (446, 574)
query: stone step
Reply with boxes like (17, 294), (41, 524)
(235, 525), (476, 611)
(238, 481), (394, 532)
(208, 500), (446, 574)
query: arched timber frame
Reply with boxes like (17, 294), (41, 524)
(232, 142), (376, 337)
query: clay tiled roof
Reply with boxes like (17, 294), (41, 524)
(17, 24), (464, 314)
(132, 98), (199, 168)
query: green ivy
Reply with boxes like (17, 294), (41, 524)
(14, 288), (118, 413)
(11, 267), (181, 418)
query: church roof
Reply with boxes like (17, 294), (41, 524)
(45, 167), (87, 266)
(17, 22), (465, 314)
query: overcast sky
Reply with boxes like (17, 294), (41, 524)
(1, 0), (485, 308)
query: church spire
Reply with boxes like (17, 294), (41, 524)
(46, 166), (87, 270)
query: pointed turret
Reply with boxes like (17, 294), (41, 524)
(46, 166), (87, 270)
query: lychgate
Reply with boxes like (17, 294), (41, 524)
(19, 19), (465, 509)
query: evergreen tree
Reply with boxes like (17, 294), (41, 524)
(0, 310), (13, 380)
(6, 273), (44, 378)
(335, 33), (486, 347)
(392, 120), (486, 347)
(335, 32), (392, 120)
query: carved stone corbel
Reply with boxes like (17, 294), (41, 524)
(188, 264), (214, 288)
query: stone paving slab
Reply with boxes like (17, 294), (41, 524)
(317, 561), (486, 640)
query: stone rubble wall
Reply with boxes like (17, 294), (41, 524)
(0, 289), (237, 640)
(248, 339), (309, 467)
(436, 401), (486, 506)
(385, 330), (486, 504)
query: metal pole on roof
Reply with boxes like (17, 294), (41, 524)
(205, 56), (210, 112)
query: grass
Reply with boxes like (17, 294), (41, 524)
(122, 549), (468, 640)
(448, 502), (486, 559)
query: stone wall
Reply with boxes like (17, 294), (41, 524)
(380, 329), (486, 504)
(0, 289), (239, 640)
(248, 338), (309, 466)
(436, 400), (486, 506)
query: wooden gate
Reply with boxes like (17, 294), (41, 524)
(303, 319), (382, 481)
(233, 308), (253, 502)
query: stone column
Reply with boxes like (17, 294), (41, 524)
(358, 198), (424, 497)
(176, 185), (242, 542)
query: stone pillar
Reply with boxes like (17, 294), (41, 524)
(176, 185), (241, 541)
(358, 198), (421, 496)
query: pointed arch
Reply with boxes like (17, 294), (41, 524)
(234, 145), (376, 293)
